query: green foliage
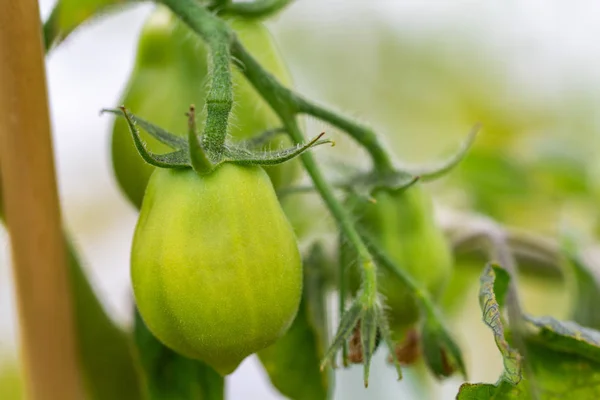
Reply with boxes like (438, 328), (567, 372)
(478, 264), (522, 384)
(458, 264), (600, 399)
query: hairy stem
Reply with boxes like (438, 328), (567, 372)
(160, 0), (233, 162)
(296, 99), (395, 174)
(285, 118), (378, 305)
(163, 0), (382, 304)
(230, 39), (396, 174)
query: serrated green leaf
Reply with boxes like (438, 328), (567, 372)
(258, 243), (332, 400)
(524, 315), (600, 363)
(479, 263), (522, 385)
(457, 339), (600, 399)
(133, 309), (224, 400)
(457, 380), (528, 400)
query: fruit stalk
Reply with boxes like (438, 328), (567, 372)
(160, 0), (233, 164)
(0, 1), (84, 398)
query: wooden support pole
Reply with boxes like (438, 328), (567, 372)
(0, 1), (85, 399)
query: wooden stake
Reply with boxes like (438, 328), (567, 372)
(0, 1), (85, 399)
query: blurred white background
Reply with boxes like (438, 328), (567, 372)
(2, 0), (600, 398)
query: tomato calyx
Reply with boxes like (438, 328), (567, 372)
(334, 123), (481, 200)
(101, 106), (332, 175)
(320, 296), (403, 387)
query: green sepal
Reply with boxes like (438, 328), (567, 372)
(321, 301), (362, 370)
(360, 303), (380, 387)
(222, 132), (332, 166)
(377, 308), (403, 381)
(341, 122), (479, 197)
(102, 107), (191, 169)
(102, 108), (188, 150)
(407, 123), (480, 181)
(358, 227), (466, 380)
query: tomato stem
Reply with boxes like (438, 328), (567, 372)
(287, 119), (378, 283)
(161, 0), (234, 163)
(229, 38), (397, 175)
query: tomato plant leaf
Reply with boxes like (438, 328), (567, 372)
(133, 309), (224, 400)
(524, 315), (600, 363)
(457, 332), (600, 399)
(360, 304), (379, 387)
(479, 263), (523, 385)
(257, 243), (333, 400)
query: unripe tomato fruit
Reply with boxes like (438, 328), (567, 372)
(349, 185), (453, 340)
(111, 7), (299, 209)
(131, 164), (303, 375)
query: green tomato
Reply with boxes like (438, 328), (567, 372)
(348, 184), (453, 340)
(131, 163), (303, 375)
(111, 6), (299, 209)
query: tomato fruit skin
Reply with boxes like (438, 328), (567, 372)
(131, 164), (303, 375)
(111, 7), (299, 209)
(349, 185), (453, 339)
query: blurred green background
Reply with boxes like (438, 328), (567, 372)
(2, 1), (599, 399)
